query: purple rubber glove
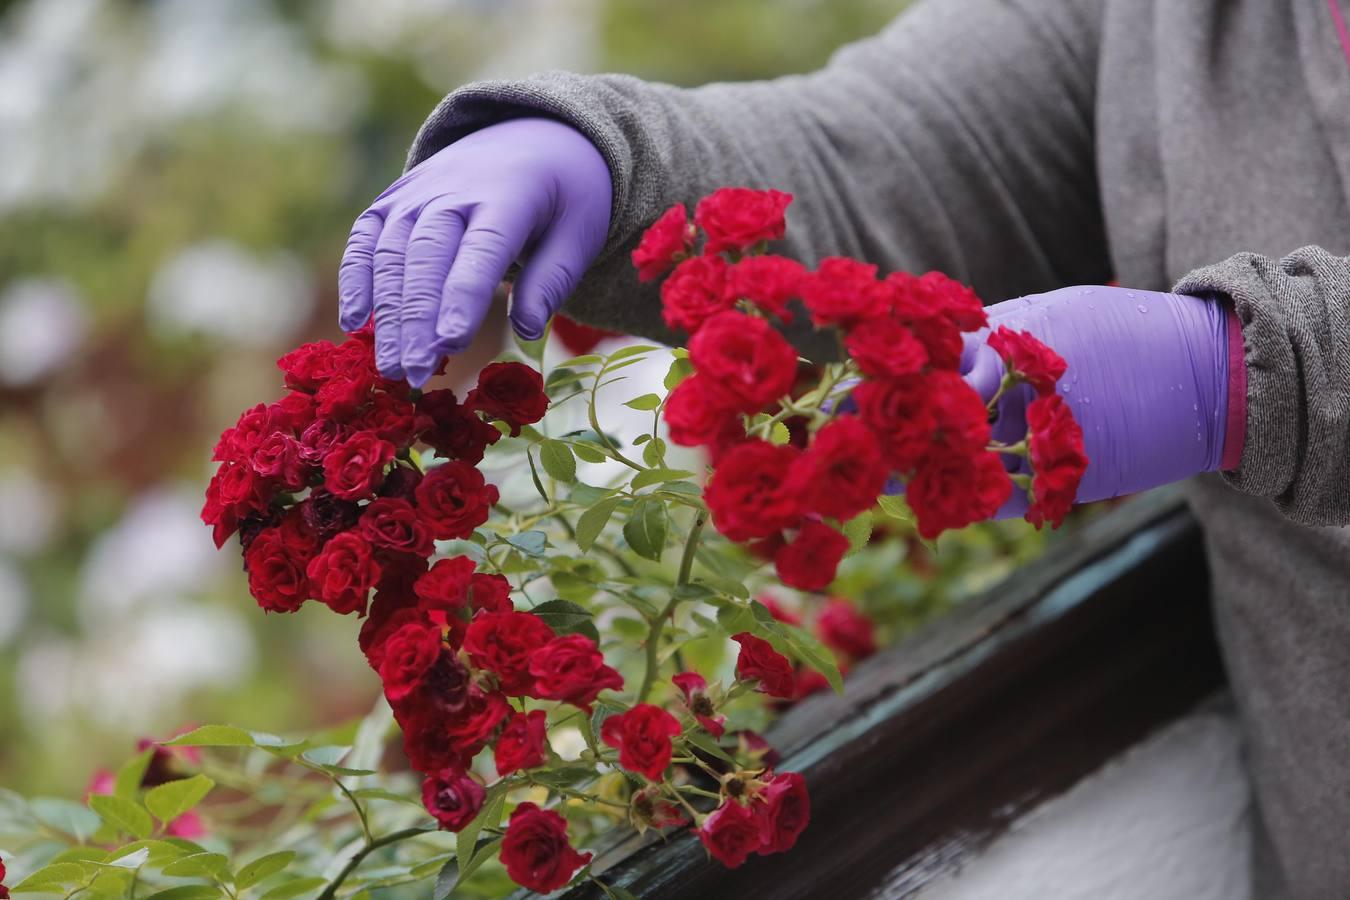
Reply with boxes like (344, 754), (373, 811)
(960, 285), (1241, 517)
(339, 118), (612, 386)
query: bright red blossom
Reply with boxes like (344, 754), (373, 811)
(661, 254), (734, 335)
(694, 187), (792, 254)
(908, 451), (1013, 540)
(816, 598), (877, 660)
(422, 770), (485, 832)
(495, 710), (550, 776)
(732, 633), (796, 699)
(465, 362), (549, 436)
(530, 634), (625, 709)
(600, 704), (682, 780)
(788, 417), (890, 523)
(499, 803), (592, 893)
(462, 611), (556, 695)
(989, 326), (1069, 397)
(1026, 394), (1088, 529)
(306, 531), (380, 616)
(633, 203), (694, 281)
(688, 311), (799, 413)
(774, 521), (849, 593)
(697, 799), (768, 869)
(704, 440), (803, 542)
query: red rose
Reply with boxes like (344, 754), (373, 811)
(688, 312), (799, 413)
(276, 339), (338, 391)
(924, 370), (992, 458)
(379, 622), (443, 703)
(421, 769), (486, 832)
(1026, 394), (1088, 529)
(673, 671), (725, 737)
(790, 668), (830, 702)
(660, 254), (733, 334)
(881, 273), (969, 370)
(694, 187), (792, 255)
(663, 374), (741, 449)
(633, 203), (694, 281)
(732, 633), (796, 698)
(758, 771), (810, 854)
(359, 588), (423, 669)
(323, 431), (395, 501)
(415, 389), (501, 464)
(600, 703), (682, 780)
(774, 520), (849, 592)
(396, 700), (466, 773)
(987, 326), (1068, 397)
(787, 417), (889, 523)
(801, 257), (885, 328)
(462, 611), (556, 695)
(306, 531), (381, 615)
(725, 255), (806, 321)
(630, 786), (688, 832)
(445, 688), (512, 749)
(359, 497), (434, 558)
(414, 461), (498, 540)
(213, 403), (270, 463)
(244, 520), (315, 613)
(815, 598), (876, 660)
(469, 573), (513, 614)
(697, 799), (767, 868)
(499, 802), (592, 893)
(530, 634), (625, 709)
(313, 340), (380, 420)
(352, 392), (417, 446)
(704, 440), (803, 542)
(267, 391), (316, 432)
(414, 555), (477, 621)
(913, 271), (988, 332)
(299, 488), (360, 542)
(201, 461), (270, 547)
(415, 651), (474, 717)
(907, 451), (1012, 540)
(465, 362), (549, 436)
(756, 594), (802, 626)
(857, 372), (988, 473)
(298, 418), (351, 466)
(551, 314), (620, 355)
(495, 709), (549, 776)
(250, 432), (308, 491)
(844, 317), (928, 379)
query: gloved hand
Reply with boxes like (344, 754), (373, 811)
(339, 117), (613, 386)
(960, 285), (1241, 517)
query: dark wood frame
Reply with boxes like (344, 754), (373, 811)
(555, 490), (1224, 899)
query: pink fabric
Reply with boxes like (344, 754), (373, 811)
(1221, 305), (1246, 471)
(1329, 0), (1350, 72)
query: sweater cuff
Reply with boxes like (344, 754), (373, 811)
(1220, 304), (1246, 472)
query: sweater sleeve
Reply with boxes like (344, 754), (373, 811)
(1174, 247), (1350, 525)
(406, 0), (1111, 350)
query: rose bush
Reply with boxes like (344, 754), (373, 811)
(0, 187), (1083, 899)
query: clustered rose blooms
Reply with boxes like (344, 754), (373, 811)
(696, 770), (811, 868)
(637, 187), (1087, 589)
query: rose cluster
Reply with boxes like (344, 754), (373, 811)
(634, 187), (1086, 590)
(204, 329), (609, 892)
(0, 855), (9, 899)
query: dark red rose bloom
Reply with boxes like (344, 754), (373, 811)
(462, 611), (556, 695)
(758, 771), (811, 854)
(312, 340), (380, 421)
(673, 671), (725, 737)
(857, 372), (987, 475)
(844, 317), (928, 379)
(800, 257), (885, 328)
(660, 254), (733, 334)
(880, 273), (969, 370)
(445, 688), (512, 750)
(0, 854), (8, 898)
(911, 270), (989, 332)
(276, 339), (338, 391)
(267, 391), (316, 432)
(732, 633), (796, 698)
(925, 371), (994, 458)
(705, 439), (803, 542)
(499, 802), (592, 894)
(725, 255), (807, 321)
(469, 573), (513, 614)
(987, 326), (1068, 397)
(551, 314), (620, 355)
(377, 465), (423, 501)
(629, 786), (688, 832)
(202, 461), (270, 547)
(422, 769), (485, 832)
(688, 312), (799, 413)
(815, 598), (876, 660)
(694, 187), (792, 255)
(907, 451), (1012, 540)
(415, 651), (474, 717)
(787, 417), (889, 523)
(465, 362), (549, 436)
(415, 389), (501, 464)
(495, 709), (549, 777)
(359, 497), (434, 558)
(359, 588), (423, 669)
(600, 703), (683, 780)
(789, 668), (830, 703)
(244, 519), (315, 613)
(352, 391), (417, 446)
(774, 520), (849, 593)
(697, 799), (768, 869)
(299, 488), (360, 541)
(414, 555), (477, 621)
(379, 622), (443, 703)
(530, 634), (625, 709)
(323, 431), (395, 501)
(398, 704), (469, 773)
(298, 418), (352, 466)
(663, 374), (741, 449)
(306, 531), (381, 615)
(1026, 394), (1088, 529)
(414, 461), (498, 540)
(633, 203), (694, 281)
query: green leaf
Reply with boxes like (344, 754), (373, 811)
(641, 437), (667, 468)
(114, 749), (155, 800)
(46, 848), (109, 868)
(529, 766), (596, 788)
(161, 853), (229, 878)
(449, 785), (508, 892)
(623, 497), (668, 561)
(301, 746), (378, 777)
(558, 354), (603, 368)
(769, 421), (791, 445)
(530, 599), (595, 635)
(162, 725), (289, 748)
(89, 794), (153, 840)
(622, 393), (662, 411)
(571, 441), (609, 464)
(877, 494), (912, 522)
(235, 851), (297, 890)
(716, 602), (757, 636)
(631, 468), (695, 491)
(842, 510), (873, 555)
(12, 862), (87, 892)
(349, 788), (422, 807)
(525, 446), (550, 503)
(504, 530), (549, 558)
(539, 439), (577, 483)
(575, 497), (623, 552)
(145, 775), (214, 825)
(590, 701), (624, 740)
(105, 847), (151, 870)
(259, 877), (328, 899)
(31, 797), (102, 842)
(663, 356), (694, 390)
(143, 888), (224, 900)
(607, 344), (659, 362)
(683, 731), (736, 765)
(780, 622), (845, 695)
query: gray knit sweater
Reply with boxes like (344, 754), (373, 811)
(408, 1), (1350, 895)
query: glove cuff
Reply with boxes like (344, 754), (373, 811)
(1220, 304), (1246, 472)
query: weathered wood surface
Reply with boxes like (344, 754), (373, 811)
(553, 490), (1222, 900)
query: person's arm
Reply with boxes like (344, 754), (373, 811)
(341, 0), (1111, 380)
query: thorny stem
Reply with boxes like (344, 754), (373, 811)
(316, 827), (433, 900)
(637, 511), (708, 703)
